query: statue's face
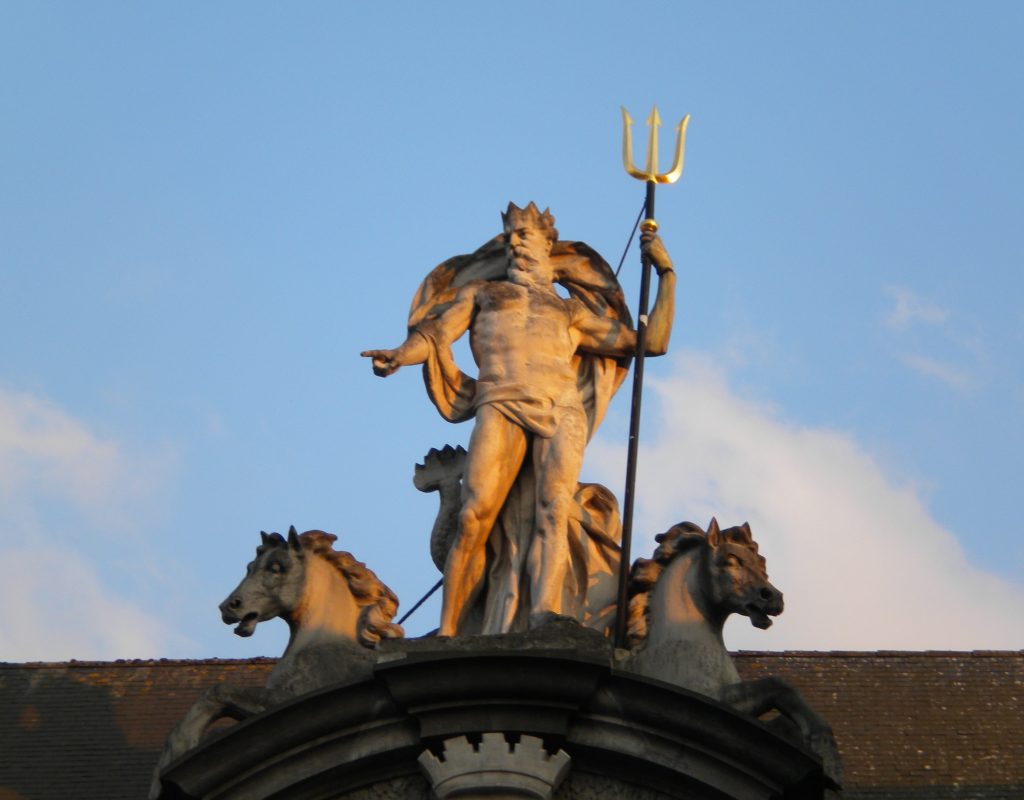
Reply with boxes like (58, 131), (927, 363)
(504, 217), (554, 287)
(219, 542), (306, 637)
(708, 541), (783, 629)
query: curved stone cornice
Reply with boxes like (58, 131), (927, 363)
(158, 641), (825, 800)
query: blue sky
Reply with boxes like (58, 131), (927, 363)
(2, 3), (1021, 660)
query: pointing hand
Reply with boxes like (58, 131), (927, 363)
(360, 349), (400, 377)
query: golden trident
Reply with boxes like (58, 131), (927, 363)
(614, 105), (690, 648)
(621, 106), (691, 189)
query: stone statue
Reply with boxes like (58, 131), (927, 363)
(414, 444), (623, 635)
(149, 528), (403, 799)
(624, 518), (843, 788)
(363, 202), (676, 636)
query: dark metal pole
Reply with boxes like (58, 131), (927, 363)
(614, 180), (657, 649)
(397, 578), (443, 626)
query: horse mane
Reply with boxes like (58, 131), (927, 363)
(258, 529), (404, 648)
(626, 519), (762, 648)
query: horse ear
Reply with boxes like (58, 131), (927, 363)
(260, 531), (271, 545)
(287, 526), (302, 552)
(707, 517), (721, 547)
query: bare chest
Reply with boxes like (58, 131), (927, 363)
(470, 282), (579, 381)
(476, 282), (571, 324)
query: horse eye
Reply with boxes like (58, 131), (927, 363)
(725, 555), (741, 568)
(269, 561), (284, 574)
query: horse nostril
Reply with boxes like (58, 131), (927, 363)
(228, 596), (242, 610)
(760, 588), (774, 601)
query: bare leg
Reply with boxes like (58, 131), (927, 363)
(527, 406), (587, 626)
(439, 406), (528, 636)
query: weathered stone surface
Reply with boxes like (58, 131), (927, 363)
(380, 616), (612, 662)
(419, 734), (570, 799)
(363, 201), (676, 636)
(9, 651), (1018, 799)
(624, 519), (779, 694)
(157, 648), (826, 800)
(414, 444), (625, 638)
(149, 521), (845, 797)
(623, 519), (842, 787)
(327, 772), (675, 800)
(414, 444), (468, 572)
(149, 529), (403, 799)
(331, 775), (432, 800)
(555, 772), (677, 800)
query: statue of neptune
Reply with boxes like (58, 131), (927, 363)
(363, 202), (676, 636)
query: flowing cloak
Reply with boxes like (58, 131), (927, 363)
(408, 235), (631, 634)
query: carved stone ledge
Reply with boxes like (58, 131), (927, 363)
(158, 649), (826, 799)
(418, 733), (570, 799)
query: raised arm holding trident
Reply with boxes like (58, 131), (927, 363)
(363, 200), (676, 636)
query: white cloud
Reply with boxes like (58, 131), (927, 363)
(0, 546), (184, 660)
(882, 288), (980, 391)
(884, 286), (949, 330)
(897, 352), (971, 391)
(0, 389), (123, 507)
(0, 387), (183, 660)
(588, 351), (1024, 650)
(0, 388), (172, 532)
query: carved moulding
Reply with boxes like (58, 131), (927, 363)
(418, 733), (570, 799)
(156, 635), (827, 800)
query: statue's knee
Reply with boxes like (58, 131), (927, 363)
(458, 503), (481, 530)
(455, 504), (492, 548)
(535, 494), (571, 531)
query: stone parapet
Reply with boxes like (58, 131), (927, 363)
(157, 636), (825, 800)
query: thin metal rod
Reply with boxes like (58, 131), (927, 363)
(614, 199), (647, 278)
(398, 578), (443, 625)
(614, 180), (656, 649)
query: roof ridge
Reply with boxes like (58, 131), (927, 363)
(2, 650), (1022, 669)
(0, 657), (280, 669)
(731, 649), (1024, 657)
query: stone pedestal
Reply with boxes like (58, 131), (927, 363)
(157, 631), (826, 800)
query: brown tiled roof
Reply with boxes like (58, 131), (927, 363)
(734, 651), (1024, 799)
(1, 652), (1021, 800)
(0, 659), (273, 800)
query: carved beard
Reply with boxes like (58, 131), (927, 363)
(507, 248), (553, 287)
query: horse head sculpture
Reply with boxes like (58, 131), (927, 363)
(627, 518), (783, 650)
(221, 527), (403, 650)
(151, 527), (404, 799)
(625, 518), (842, 788)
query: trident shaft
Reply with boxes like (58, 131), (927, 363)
(615, 106), (690, 649)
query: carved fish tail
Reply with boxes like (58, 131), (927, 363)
(414, 445), (467, 571)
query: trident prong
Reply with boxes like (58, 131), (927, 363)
(621, 105), (690, 185)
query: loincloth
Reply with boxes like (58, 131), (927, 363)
(474, 381), (584, 440)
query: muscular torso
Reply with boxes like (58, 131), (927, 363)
(469, 281), (580, 400)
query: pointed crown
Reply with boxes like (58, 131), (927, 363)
(501, 201), (558, 243)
